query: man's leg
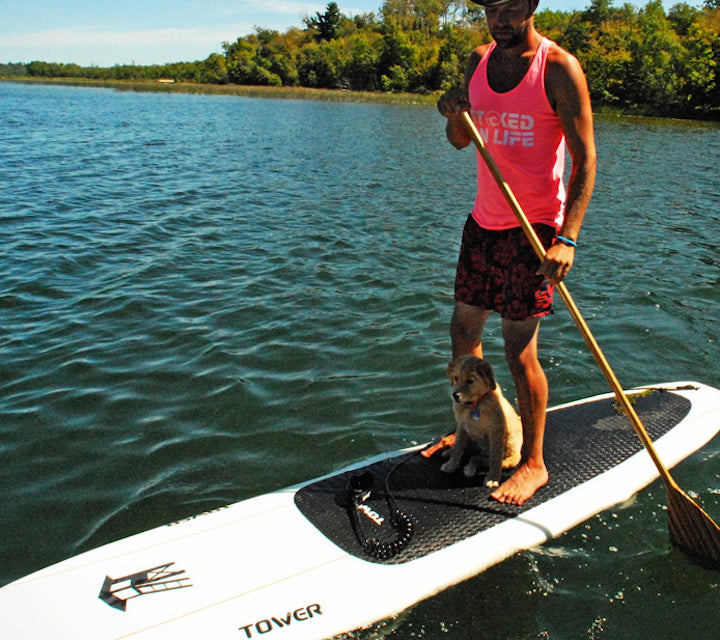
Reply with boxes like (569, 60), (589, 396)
(450, 301), (490, 359)
(490, 316), (549, 505)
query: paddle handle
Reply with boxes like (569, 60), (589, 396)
(459, 111), (678, 489)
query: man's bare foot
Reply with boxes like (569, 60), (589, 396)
(490, 461), (548, 505)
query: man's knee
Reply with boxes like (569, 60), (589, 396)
(451, 303), (489, 358)
(453, 301), (489, 326)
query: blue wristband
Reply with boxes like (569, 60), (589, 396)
(557, 235), (577, 248)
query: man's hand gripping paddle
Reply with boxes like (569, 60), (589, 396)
(460, 110), (720, 569)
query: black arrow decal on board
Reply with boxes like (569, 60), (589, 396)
(99, 562), (192, 611)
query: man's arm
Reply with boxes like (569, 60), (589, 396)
(539, 47), (597, 284)
(437, 47), (488, 149)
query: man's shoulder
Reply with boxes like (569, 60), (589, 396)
(464, 44), (492, 87)
(469, 44), (493, 67)
(542, 39), (592, 114)
(545, 41), (584, 76)
(544, 40), (587, 90)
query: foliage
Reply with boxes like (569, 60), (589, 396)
(304, 1), (344, 41)
(3, 0), (720, 118)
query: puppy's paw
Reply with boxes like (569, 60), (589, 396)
(485, 479), (500, 488)
(462, 455), (481, 479)
(463, 463), (478, 479)
(441, 459), (460, 474)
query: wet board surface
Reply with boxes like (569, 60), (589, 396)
(295, 385), (693, 564)
(1, 382), (719, 640)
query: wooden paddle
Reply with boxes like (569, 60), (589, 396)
(460, 110), (720, 569)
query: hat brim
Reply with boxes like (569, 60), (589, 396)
(468, 0), (516, 6)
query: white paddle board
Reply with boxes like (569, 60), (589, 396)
(1, 381), (720, 639)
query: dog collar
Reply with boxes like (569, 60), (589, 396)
(468, 389), (493, 420)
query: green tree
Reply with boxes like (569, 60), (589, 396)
(353, 12), (380, 30)
(200, 53), (229, 84)
(0, 62), (27, 76)
(297, 41), (339, 88)
(535, 8), (580, 47)
(412, 0), (443, 34)
(628, 0), (685, 112)
(680, 9), (720, 112)
(224, 37), (282, 86)
(429, 25), (474, 90)
(341, 32), (381, 90)
(305, 2), (343, 41)
(584, 0), (615, 25)
(381, 0), (415, 31)
(377, 24), (419, 91)
(568, 3), (636, 105)
(668, 2), (700, 35)
(26, 61), (83, 77)
(254, 28), (299, 86)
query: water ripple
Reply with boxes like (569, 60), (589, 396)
(1, 83), (720, 638)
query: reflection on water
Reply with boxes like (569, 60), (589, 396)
(1, 82), (719, 639)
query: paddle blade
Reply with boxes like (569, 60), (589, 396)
(667, 486), (720, 569)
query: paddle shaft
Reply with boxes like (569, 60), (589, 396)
(460, 111), (678, 490)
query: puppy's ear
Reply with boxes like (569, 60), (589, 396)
(476, 359), (497, 390)
(447, 361), (455, 383)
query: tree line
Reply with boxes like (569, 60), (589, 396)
(3, 0), (719, 118)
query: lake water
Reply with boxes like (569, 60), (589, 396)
(1, 81), (719, 638)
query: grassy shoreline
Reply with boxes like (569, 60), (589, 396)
(3, 76), (719, 124)
(0, 76), (440, 106)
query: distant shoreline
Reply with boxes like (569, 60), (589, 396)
(0, 77), (439, 107)
(4, 77), (719, 125)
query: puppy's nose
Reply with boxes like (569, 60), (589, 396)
(452, 392), (462, 403)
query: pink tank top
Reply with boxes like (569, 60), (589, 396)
(468, 37), (566, 230)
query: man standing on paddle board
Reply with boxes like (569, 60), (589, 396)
(437, 0), (596, 505)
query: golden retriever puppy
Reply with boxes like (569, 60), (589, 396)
(441, 355), (523, 488)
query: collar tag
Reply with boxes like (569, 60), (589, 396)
(468, 389), (493, 420)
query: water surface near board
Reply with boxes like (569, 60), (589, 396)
(1, 82), (720, 639)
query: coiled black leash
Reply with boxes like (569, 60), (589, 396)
(343, 463), (414, 561)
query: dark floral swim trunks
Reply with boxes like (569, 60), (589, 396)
(454, 215), (557, 320)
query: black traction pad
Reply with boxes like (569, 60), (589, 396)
(294, 388), (693, 564)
